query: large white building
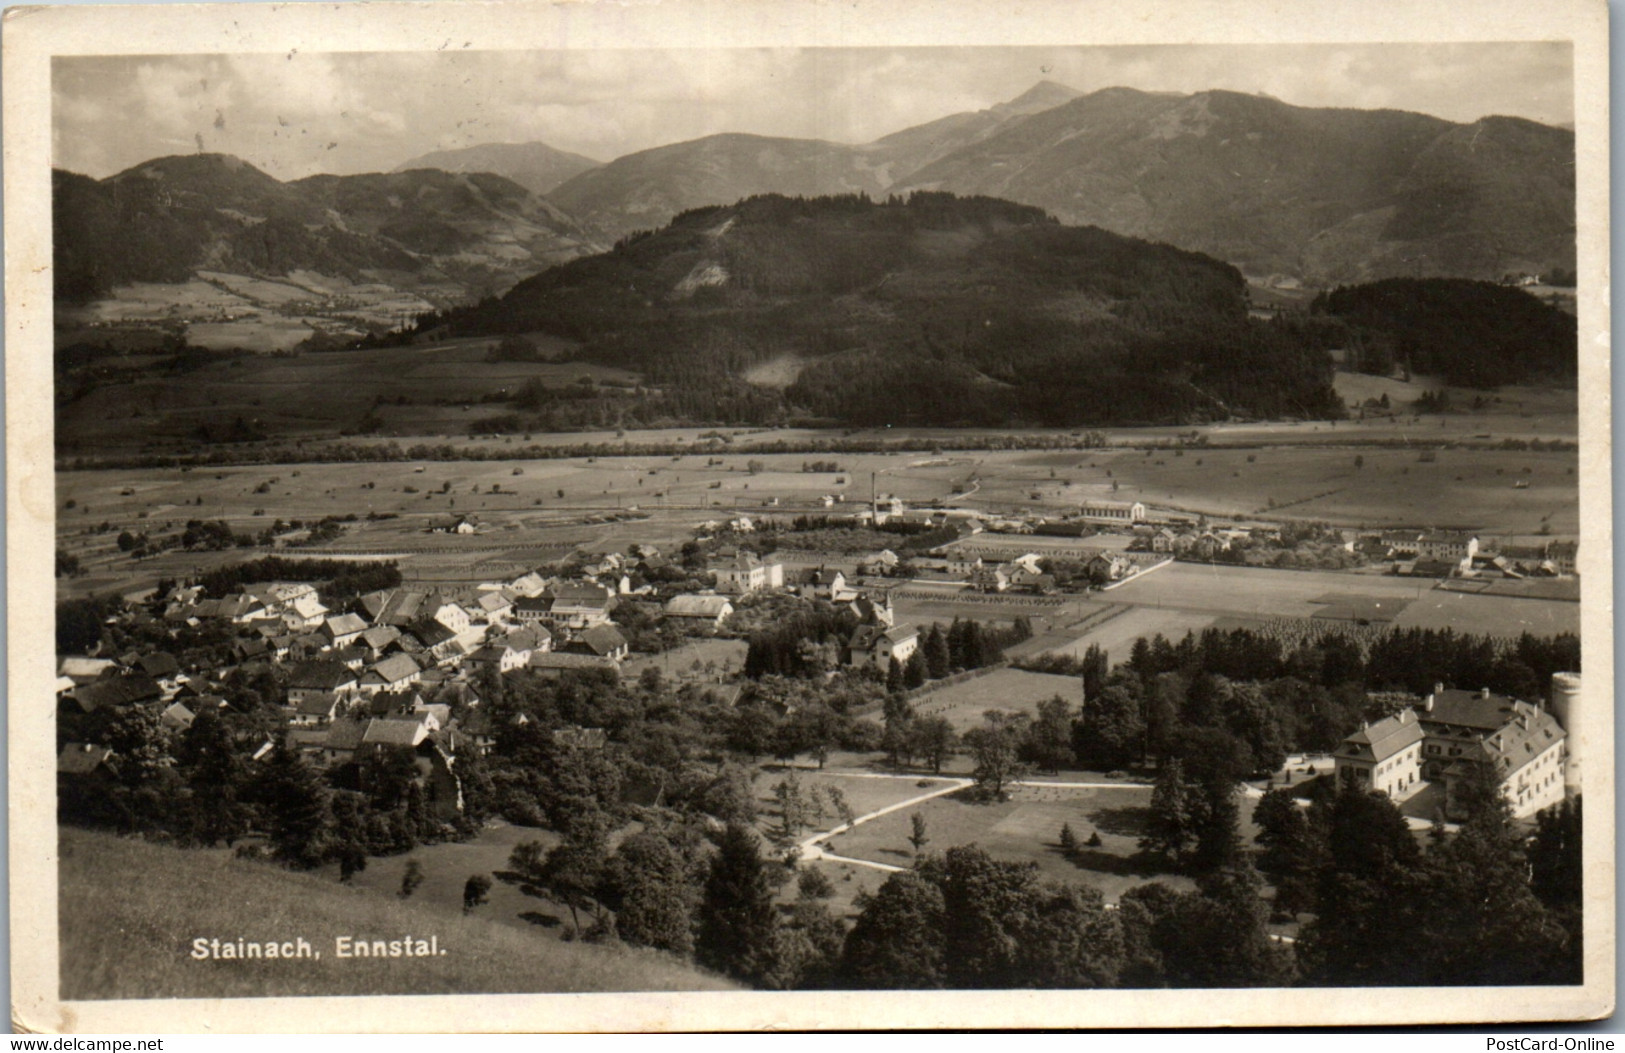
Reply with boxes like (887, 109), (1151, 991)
(1335, 681), (1570, 820)
(1334, 708), (1425, 798)
(711, 553), (785, 595)
(1080, 500), (1146, 524)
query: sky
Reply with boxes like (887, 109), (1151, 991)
(52, 43), (1575, 181)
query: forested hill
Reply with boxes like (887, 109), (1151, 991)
(416, 192), (1344, 428)
(1312, 279), (1578, 387)
(52, 154), (600, 303)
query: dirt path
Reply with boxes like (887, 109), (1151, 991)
(796, 774), (974, 873)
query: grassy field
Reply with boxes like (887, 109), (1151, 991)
(907, 669), (1085, 732)
(58, 825), (734, 1000)
(1041, 604), (1224, 661)
(1102, 562), (1578, 638)
(822, 784), (1199, 904)
(57, 339), (639, 451)
(753, 770), (951, 835)
(622, 638), (749, 683)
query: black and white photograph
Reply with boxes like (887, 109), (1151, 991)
(5, 0), (1613, 1032)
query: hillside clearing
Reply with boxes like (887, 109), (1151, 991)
(58, 826), (734, 999)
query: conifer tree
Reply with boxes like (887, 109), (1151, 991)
(697, 823), (777, 983)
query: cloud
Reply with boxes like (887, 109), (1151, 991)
(52, 43), (1575, 180)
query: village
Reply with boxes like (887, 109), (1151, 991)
(57, 473), (1583, 836)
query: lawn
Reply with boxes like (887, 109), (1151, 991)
(340, 820), (565, 937)
(821, 783), (1198, 904)
(752, 769), (954, 838)
(907, 668), (1085, 733)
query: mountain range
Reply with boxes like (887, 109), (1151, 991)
(53, 154), (602, 305)
(53, 82), (1576, 321)
(543, 85), (1575, 285)
(392, 140), (602, 196)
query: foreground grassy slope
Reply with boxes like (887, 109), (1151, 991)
(59, 826), (735, 1000)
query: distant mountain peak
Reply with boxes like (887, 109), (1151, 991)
(392, 140), (601, 196)
(997, 80), (1082, 114)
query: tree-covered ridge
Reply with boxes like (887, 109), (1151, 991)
(1312, 278), (1578, 387)
(415, 191), (1345, 427)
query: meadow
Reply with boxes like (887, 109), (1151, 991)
(57, 825), (733, 999)
(821, 783), (1201, 905)
(906, 669), (1086, 733)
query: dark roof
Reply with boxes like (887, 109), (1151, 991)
(528, 652), (620, 673)
(577, 624), (628, 656)
(1424, 688), (1521, 731)
(295, 692), (342, 717)
(513, 596), (551, 613)
(58, 742), (114, 775)
(406, 619), (455, 647)
(134, 653), (180, 678)
(1339, 709), (1425, 763)
(73, 676), (162, 712)
(1478, 704), (1566, 776)
(502, 626), (550, 650)
(551, 584), (614, 607)
(286, 660), (356, 691)
(322, 718), (369, 751)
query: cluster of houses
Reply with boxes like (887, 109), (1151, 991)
(1362, 533), (1579, 579)
(1333, 673), (1580, 821)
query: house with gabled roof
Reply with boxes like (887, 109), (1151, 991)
(71, 675), (162, 714)
(359, 624), (401, 656)
(1335, 709), (1425, 798)
(474, 591), (513, 624)
(359, 653), (422, 695)
(508, 571), (549, 597)
(512, 595), (552, 625)
(546, 583), (617, 630)
(528, 652), (622, 680)
(322, 613), (368, 649)
(286, 660), (358, 704)
(1080, 499), (1146, 524)
(160, 702), (197, 732)
(288, 692), (345, 727)
(664, 593), (734, 628)
(1418, 532), (1479, 568)
(502, 625), (552, 655)
(466, 642), (529, 675)
(710, 552), (784, 595)
(58, 657), (115, 685)
(846, 623), (919, 669)
(361, 716), (431, 751)
(572, 624), (630, 661)
(58, 742), (115, 777)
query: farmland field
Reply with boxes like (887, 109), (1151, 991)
(906, 669), (1086, 732)
(822, 783), (1198, 904)
(1101, 563), (1577, 638)
(1042, 604), (1225, 660)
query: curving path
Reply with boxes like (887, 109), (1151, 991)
(795, 774), (974, 873)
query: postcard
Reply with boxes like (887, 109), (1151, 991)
(6, 0), (1613, 1031)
